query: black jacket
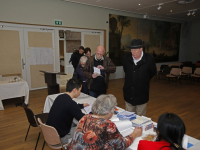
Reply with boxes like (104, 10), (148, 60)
(123, 52), (156, 105)
(70, 51), (84, 68)
(73, 65), (88, 94)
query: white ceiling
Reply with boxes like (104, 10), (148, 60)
(63, 0), (200, 21)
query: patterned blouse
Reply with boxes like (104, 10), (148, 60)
(67, 114), (134, 150)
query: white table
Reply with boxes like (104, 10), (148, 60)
(43, 92), (96, 113)
(43, 92), (200, 150)
(0, 76), (29, 110)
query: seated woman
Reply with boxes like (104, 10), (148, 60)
(138, 113), (186, 150)
(73, 56), (88, 94)
(68, 94), (142, 150)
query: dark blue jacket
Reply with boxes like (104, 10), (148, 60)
(73, 65), (88, 94)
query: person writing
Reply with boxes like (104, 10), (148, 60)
(68, 94), (142, 150)
(46, 78), (89, 145)
(138, 113), (186, 150)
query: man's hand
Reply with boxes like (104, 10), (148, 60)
(97, 65), (104, 70)
(83, 103), (89, 107)
(92, 73), (98, 78)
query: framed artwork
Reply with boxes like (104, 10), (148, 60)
(109, 14), (181, 66)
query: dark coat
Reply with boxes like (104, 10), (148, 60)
(123, 52), (156, 105)
(73, 65), (88, 94)
(70, 51), (84, 69)
(83, 55), (116, 89)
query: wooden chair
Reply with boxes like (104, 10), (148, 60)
(191, 68), (200, 83)
(181, 67), (192, 80)
(22, 103), (48, 150)
(37, 118), (68, 150)
(166, 68), (182, 85)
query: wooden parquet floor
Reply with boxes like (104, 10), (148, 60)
(0, 78), (200, 150)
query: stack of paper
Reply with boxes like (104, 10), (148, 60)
(131, 116), (151, 127)
(117, 111), (136, 121)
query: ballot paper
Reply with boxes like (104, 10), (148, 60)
(84, 102), (93, 114)
(113, 120), (135, 137)
(93, 67), (101, 75)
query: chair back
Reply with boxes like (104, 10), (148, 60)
(163, 66), (172, 74)
(22, 103), (37, 127)
(37, 118), (62, 146)
(160, 65), (168, 71)
(182, 67), (192, 74)
(170, 68), (181, 76)
(194, 68), (200, 75)
(156, 65), (160, 72)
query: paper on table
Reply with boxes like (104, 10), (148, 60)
(113, 120), (134, 137)
(84, 102), (93, 114)
(93, 67), (101, 75)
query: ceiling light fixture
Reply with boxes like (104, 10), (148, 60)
(157, 3), (163, 11)
(138, 4), (141, 5)
(170, 10), (173, 12)
(187, 10), (191, 16)
(192, 11), (195, 15)
(143, 13), (149, 19)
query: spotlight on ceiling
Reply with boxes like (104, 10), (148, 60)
(187, 11), (191, 16)
(157, 3), (163, 11)
(143, 13), (149, 19)
(192, 11), (195, 15)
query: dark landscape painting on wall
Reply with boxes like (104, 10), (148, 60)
(109, 14), (181, 66)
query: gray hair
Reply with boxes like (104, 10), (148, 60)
(79, 56), (88, 63)
(92, 94), (117, 115)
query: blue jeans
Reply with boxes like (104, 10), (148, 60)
(89, 90), (106, 98)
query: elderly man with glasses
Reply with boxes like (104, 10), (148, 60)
(83, 46), (116, 98)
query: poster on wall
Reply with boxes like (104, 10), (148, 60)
(109, 14), (181, 66)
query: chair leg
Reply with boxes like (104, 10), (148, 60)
(42, 141), (45, 150)
(25, 124), (30, 141)
(34, 131), (41, 150)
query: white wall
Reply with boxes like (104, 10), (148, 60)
(0, 0), (191, 79)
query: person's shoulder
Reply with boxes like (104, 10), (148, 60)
(144, 52), (154, 59)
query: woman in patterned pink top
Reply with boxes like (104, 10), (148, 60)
(68, 94), (142, 150)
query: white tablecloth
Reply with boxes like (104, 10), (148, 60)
(43, 92), (96, 113)
(43, 92), (200, 150)
(0, 76), (29, 110)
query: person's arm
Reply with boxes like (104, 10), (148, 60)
(70, 101), (85, 121)
(106, 122), (142, 149)
(103, 58), (116, 73)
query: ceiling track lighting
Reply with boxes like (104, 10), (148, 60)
(143, 13), (149, 19)
(157, 3), (163, 11)
(187, 9), (197, 16)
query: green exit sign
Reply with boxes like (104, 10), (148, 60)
(55, 20), (62, 25)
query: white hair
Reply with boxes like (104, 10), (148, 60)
(92, 94), (117, 115)
(79, 56), (88, 63)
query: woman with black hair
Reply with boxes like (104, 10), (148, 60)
(138, 113), (186, 150)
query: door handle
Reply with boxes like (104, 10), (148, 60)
(22, 59), (25, 69)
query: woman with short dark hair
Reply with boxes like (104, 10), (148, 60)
(138, 113), (186, 150)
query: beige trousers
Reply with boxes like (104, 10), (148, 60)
(125, 101), (147, 116)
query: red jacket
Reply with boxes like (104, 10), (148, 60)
(138, 140), (184, 150)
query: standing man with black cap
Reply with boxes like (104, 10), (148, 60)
(123, 39), (156, 116)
